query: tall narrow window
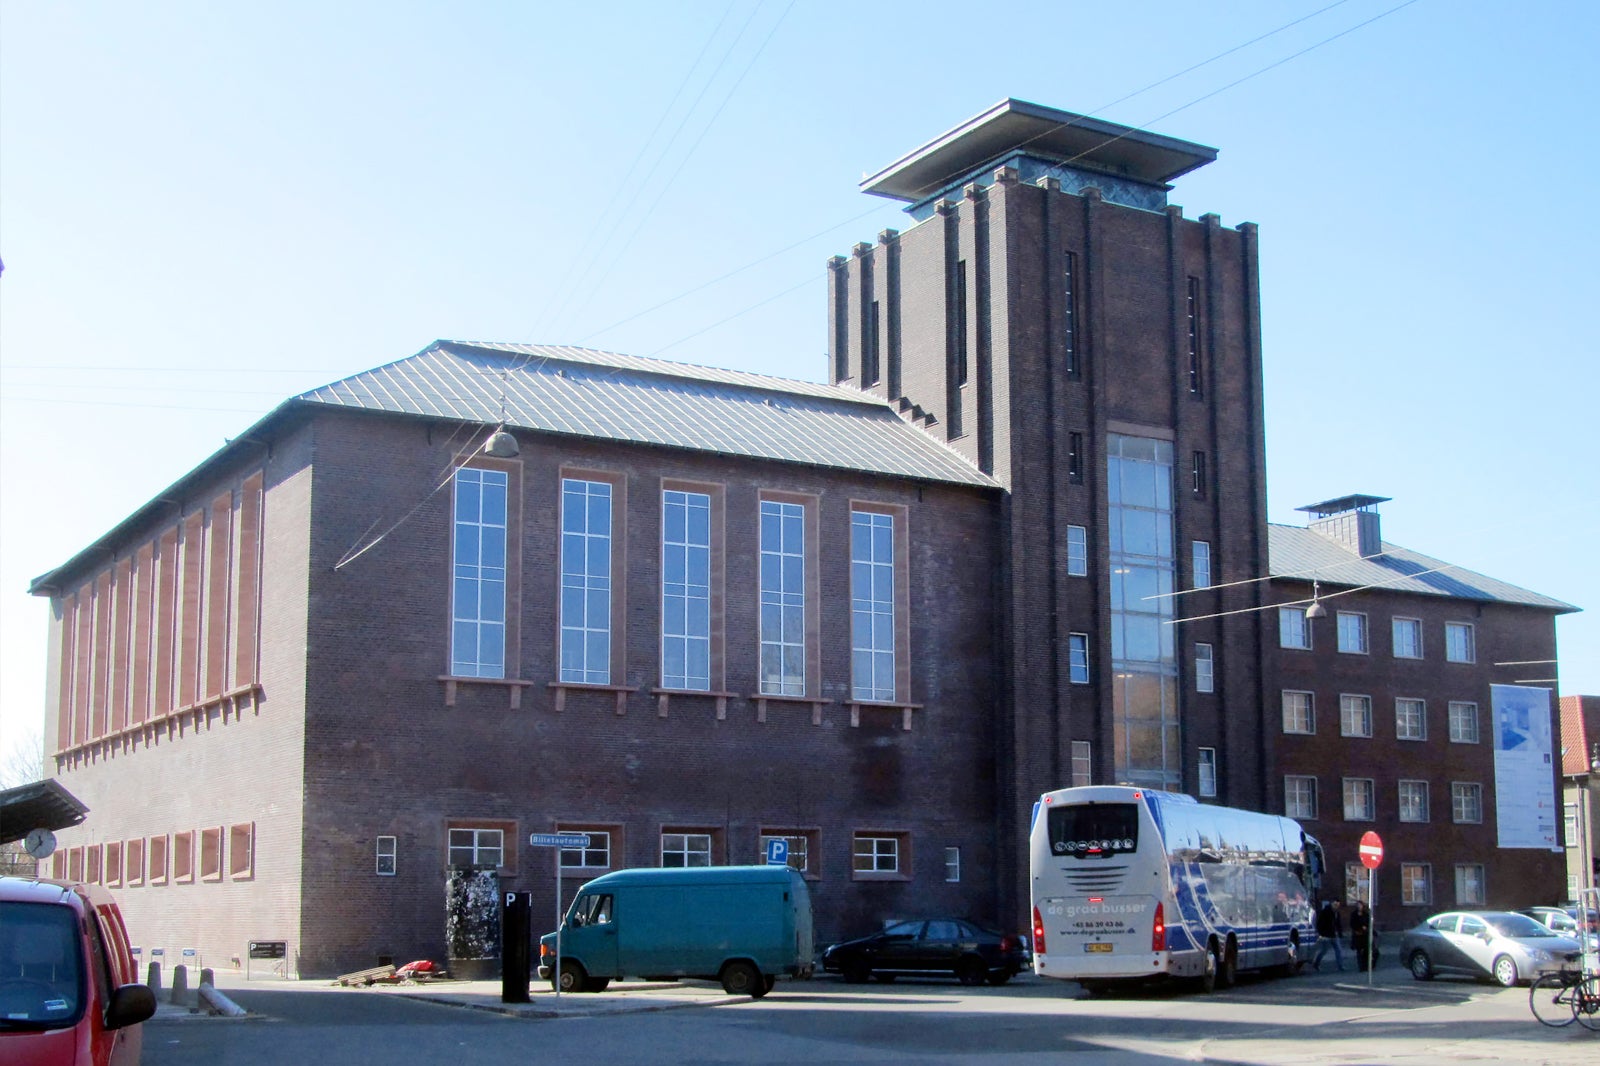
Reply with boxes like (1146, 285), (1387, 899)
(1194, 643), (1214, 693)
(451, 468), (508, 678)
(1197, 747), (1217, 797)
(1063, 250), (1080, 378)
(560, 479), (613, 684)
(1392, 617), (1423, 658)
(944, 846), (961, 883)
(954, 260), (969, 387)
(1337, 611), (1368, 654)
(376, 836), (397, 876)
(1070, 740), (1092, 787)
(1065, 524), (1088, 577)
(759, 500), (806, 696)
(1186, 276), (1203, 396)
(1067, 432), (1084, 483)
(1445, 622), (1475, 663)
(1191, 451), (1207, 498)
(1068, 632), (1090, 684)
(661, 490), (711, 691)
(864, 300), (881, 386)
(850, 510), (896, 701)
(1191, 540), (1211, 589)
(1279, 606), (1311, 650)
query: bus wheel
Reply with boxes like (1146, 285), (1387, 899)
(1281, 938), (1303, 977)
(1198, 947), (1218, 994)
(1218, 942), (1238, 989)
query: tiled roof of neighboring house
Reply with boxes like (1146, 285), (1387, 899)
(1268, 524), (1576, 612)
(295, 341), (998, 489)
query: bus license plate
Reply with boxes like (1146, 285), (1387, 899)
(1085, 943), (1113, 954)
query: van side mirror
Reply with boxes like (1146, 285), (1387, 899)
(106, 984), (157, 1030)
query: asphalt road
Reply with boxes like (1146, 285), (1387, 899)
(144, 965), (1600, 1066)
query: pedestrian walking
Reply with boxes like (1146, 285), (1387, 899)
(1350, 899), (1374, 971)
(1311, 899), (1345, 971)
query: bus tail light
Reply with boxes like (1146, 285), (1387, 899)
(1032, 906), (1046, 955)
(1152, 902), (1166, 952)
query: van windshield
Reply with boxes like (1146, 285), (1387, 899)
(0, 901), (86, 1030)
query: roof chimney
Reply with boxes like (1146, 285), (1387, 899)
(1297, 495), (1390, 558)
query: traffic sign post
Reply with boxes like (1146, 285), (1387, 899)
(529, 833), (590, 999)
(1359, 831), (1383, 988)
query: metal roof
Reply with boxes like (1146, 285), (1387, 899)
(1268, 524), (1576, 612)
(296, 341), (998, 488)
(1295, 494), (1391, 517)
(0, 780), (88, 845)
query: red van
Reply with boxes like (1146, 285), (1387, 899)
(0, 875), (156, 1066)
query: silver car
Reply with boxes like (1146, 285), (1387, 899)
(1401, 910), (1582, 987)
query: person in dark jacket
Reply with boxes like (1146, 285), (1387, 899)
(1350, 900), (1374, 971)
(1311, 899), (1345, 971)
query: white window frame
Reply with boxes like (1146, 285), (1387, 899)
(1279, 606), (1311, 650)
(944, 846), (961, 883)
(1065, 524), (1088, 577)
(1445, 621), (1475, 664)
(661, 832), (712, 868)
(1448, 701), (1480, 744)
(1340, 693), (1373, 738)
(1451, 782), (1483, 824)
(1191, 540), (1211, 589)
(1068, 632), (1090, 684)
(1197, 747), (1217, 798)
(558, 831), (612, 870)
(559, 478), (613, 684)
(1344, 862), (1371, 905)
(759, 499), (806, 696)
(1392, 616), (1423, 659)
(1398, 779), (1429, 823)
(1336, 611), (1368, 655)
(661, 490), (711, 691)
(852, 833), (902, 876)
(1285, 775), (1317, 820)
(850, 509), (896, 701)
(1567, 804), (1581, 848)
(1401, 862), (1431, 906)
(1454, 863), (1485, 906)
(1070, 740), (1092, 788)
(376, 836), (397, 876)
(448, 827), (504, 868)
(450, 467), (509, 678)
(1194, 643), (1214, 694)
(1396, 697), (1427, 741)
(1342, 777), (1375, 821)
(1281, 690), (1315, 735)
(759, 832), (812, 874)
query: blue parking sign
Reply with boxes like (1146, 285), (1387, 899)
(764, 839), (788, 866)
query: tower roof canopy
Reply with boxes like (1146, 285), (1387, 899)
(1295, 494), (1392, 517)
(860, 98), (1218, 204)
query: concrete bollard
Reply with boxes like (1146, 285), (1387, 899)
(170, 964), (189, 1006)
(146, 961), (163, 996)
(201, 968), (214, 988)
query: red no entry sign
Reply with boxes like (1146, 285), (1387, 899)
(1359, 831), (1384, 869)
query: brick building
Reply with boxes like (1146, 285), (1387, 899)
(26, 101), (1577, 975)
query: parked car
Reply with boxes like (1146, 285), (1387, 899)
(821, 918), (1026, 986)
(1, 875), (156, 1066)
(1400, 910), (1582, 987)
(1521, 906), (1600, 953)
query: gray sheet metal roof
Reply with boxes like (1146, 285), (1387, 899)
(1268, 524), (1576, 612)
(296, 341), (998, 489)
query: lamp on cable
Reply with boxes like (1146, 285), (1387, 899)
(483, 425), (519, 458)
(1303, 580), (1327, 621)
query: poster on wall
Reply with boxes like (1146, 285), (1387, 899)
(1491, 684), (1561, 850)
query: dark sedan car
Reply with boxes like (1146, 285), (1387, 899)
(821, 918), (1027, 986)
(1400, 910), (1581, 987)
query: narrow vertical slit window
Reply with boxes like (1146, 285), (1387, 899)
(955, 261), (969, 387)
(451, 468), (508, 678)
(759, 500), (806, 696)
(1070, 740), (1092, 787)
(661, 490), (711, 691)
(560, 478), (613, 684)
(1191, 451), (1207, 498)
(1191, 540), (1211, 588)
(864, 300), (881, 386)
(1063, 250), (1079, 378)
(1068, 632), (1090, 684)
(1065, 524), (1088, 577)
(850, 510), (896, 701)
(1067, 432), (1084, 483)
(1186, 276), (1203, 396)
(1198, 747), (1217, 797)
(1194, 643), (1214, 693)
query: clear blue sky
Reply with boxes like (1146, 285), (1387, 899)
(3, 1), (1595, 765)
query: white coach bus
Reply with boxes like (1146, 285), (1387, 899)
(1029, 785), (1325, 992)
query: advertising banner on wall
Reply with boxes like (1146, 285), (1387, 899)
(1491, 684), (1561, 850)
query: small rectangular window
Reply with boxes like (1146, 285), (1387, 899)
(1194, 643), (1214, 694)
(1451, 782), (1483, 824)
(448, 827), (504, 868)
(1279, 606), (1311, 650)
(1445, 622), (1475, 663)
(1342, 778), (1375, 821)
(104, 841), (123, 887)
(1565, 805), (1580, 847)
(376, 836), (397, 876)
(1065, 525), (1088, 577)
(87, 844), (101, 884)
(1285, 776), (1317, 820)
(759, 830), (816, 874)
(1068, 632), (1090, 684)
(1344, 863), (1371, 905)
(1191, 540), (1211, 589)
(1398, 780), (1429, 823)
(149, 835), (168, 885)
(944, 846), (961, 883)
(1449, 701), (1480, 743)
(228, 823), (253, 880)
(559, 830), (613, 870)
(1336, 611), (1368, 654)
(852, 832), (908, 878)
(1197, 748), (1217, 798)
(1340, 694), (1372, 738)
(1392, 617), (1422, 659)
(125, 838), (145, 887)
(1454, 863), (1485, 906)
(1401, 863), (1431, 906)
(173, 831), (194, 883)
(1070, 740), (1092, 788)
(1191, 451), (1207, 498)
(1281, 690), (1315, 734)
(1068, 433), (1084, 484)
(1396, 697), (1427, 740)
(661, 832), (713, 868)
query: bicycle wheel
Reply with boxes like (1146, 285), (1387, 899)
(1575, 974), (1600, 1032)
(1528, 973), (1576, 1028)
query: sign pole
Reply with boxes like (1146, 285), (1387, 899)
(527, 833), (590, 1001)
(555, 849), (562, 1001)
(1368, 867), (1376, 988)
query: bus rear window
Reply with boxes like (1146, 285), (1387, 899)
(1047, 803), (1139, 857)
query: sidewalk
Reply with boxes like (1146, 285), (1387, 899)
(364, 976), (754, 1018)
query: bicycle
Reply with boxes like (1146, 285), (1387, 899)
(1528, 968), (1600, 1030)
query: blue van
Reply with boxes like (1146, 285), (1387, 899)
(537, 866), (813, 997)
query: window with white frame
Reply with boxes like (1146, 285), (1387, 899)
(1068, 632), (1090, 684)
(1401, 863), (1431, 906)
(1340, 694), (1372, 738)
(559, 831), (612, 870)
(1445, 622), (1475, 663)
(1281, 690), (1314, 734)
(1398, 780), (1429, 823)
(1065, 524), (1088, 577)
(1070, 741), (1092, 787)
(1392, 617), (1422, 658)
(1194, 643), (1214, 693)
(661, 832), (712, 867)
(759, 500), (806, 696)
(944, 846), (961, 883)
(560, 478), (613, 684)
(1336, 611), (1368, 654)
(1455, 863), (1485, 905)
(1345, 862), (1371, 905)
(448, 828), (503, 868)
(1343, 777), (1375, 821)
(1285, 775), (1317, 819)
(852, 832), (904, 876)
(451, 467), (508, 678)
(1451, 782), (1483, 824)
(759, 831), (814, 874)
(851, 509), (896, 701)
(1192, 540), (1211, 589)
(1279, 606), (1311, 650)
(1396, 697), (1427, 740)
(376, 836), (397, 876)
(661, 490), (711, 691)
(1198, 747), (1217, 798)
(1567, 804), (1581, 847)
(1448, 701), (1480, 743)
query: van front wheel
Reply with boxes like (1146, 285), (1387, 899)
(721, 961), (764, 997)
(553, 960), (586, 994)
